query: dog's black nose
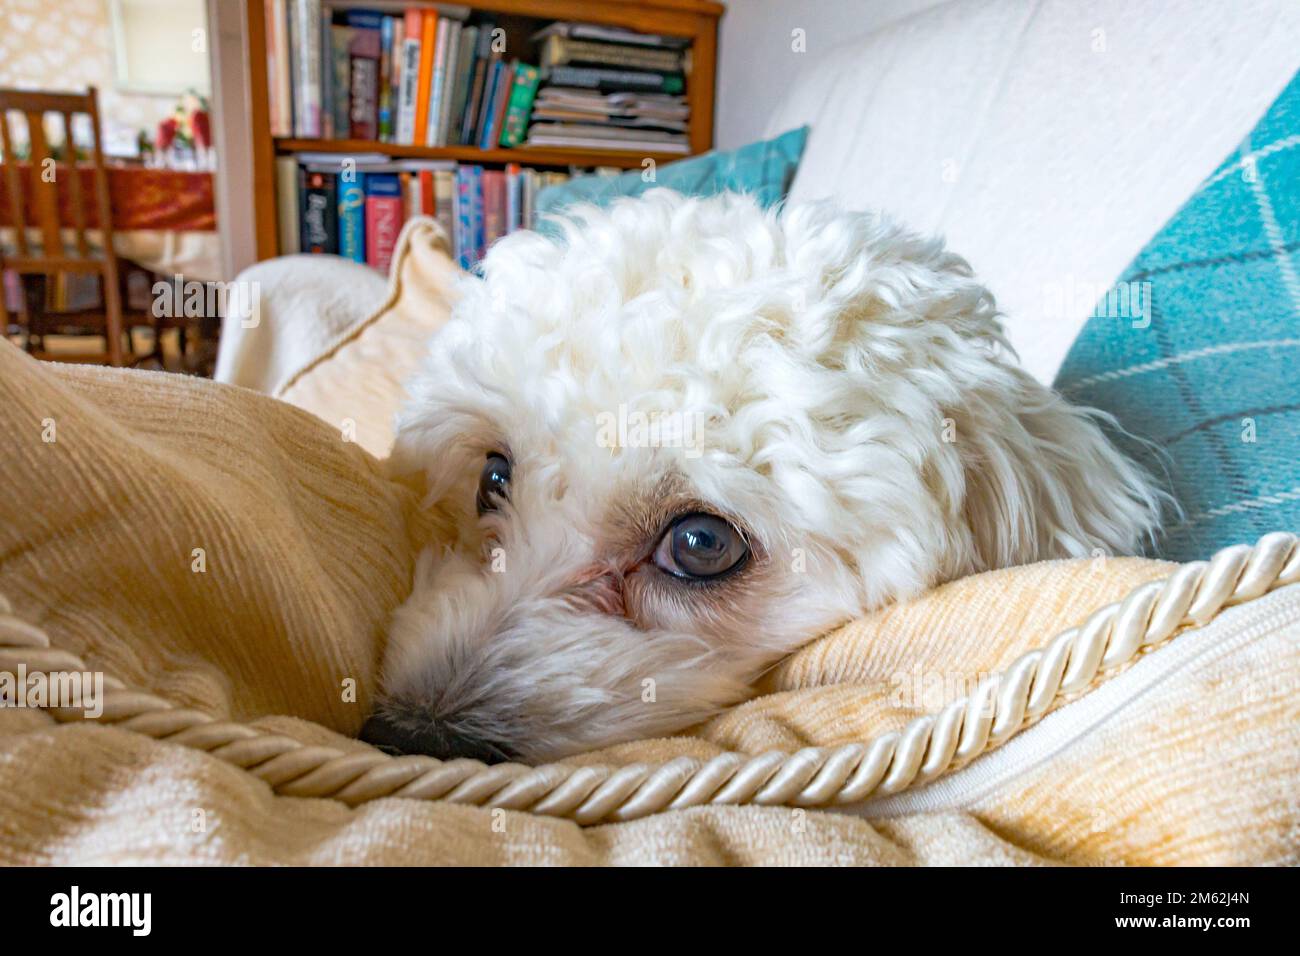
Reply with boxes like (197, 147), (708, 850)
(359, 712), (513, 764)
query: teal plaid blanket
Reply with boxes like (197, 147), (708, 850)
(1056, 70), (1300, 561)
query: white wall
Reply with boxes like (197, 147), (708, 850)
(714, 0), (951, 149)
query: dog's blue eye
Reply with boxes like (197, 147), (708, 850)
(654, 513), (749, 581)
(476, 453), (511, 515)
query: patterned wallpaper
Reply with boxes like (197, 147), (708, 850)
(0, 0), (209, 153)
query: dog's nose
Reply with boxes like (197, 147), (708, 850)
(359, 712), (513, 764)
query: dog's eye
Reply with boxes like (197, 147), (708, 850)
(653, 513), (749, 581)
(476, 453), (511, 515)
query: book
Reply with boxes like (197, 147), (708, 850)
(412, 10), (437, 145)
(377, 16), (395, 141)
(542, 65), (684, 95)
(482, 168), (505, 247)
(338, 172), (366, 263)
(389, 17), (405, 142)
(459, 18), (496, 146)
(364, 173), (404, 273)
(347, 11), (382, 139)
(290, 0), (322, 137)
(435, 20), (464, 146)
(445, 25), (478, 147)
(275, 156), (300, 253)
(499, 63), (540, 148)
(454, 165), (473, 269)
(540, 36), (683, 74)
(299, 167), (337, 253)
(417, 168), (435, 216)
(479, 60), (514, 150)
(328, 23), (353, 139)
(424, 16), (453, 146)
(524, 125), (690, 154)
(319, 10), (334, 138)
(469, 165), (484, 263)
(266, 0), (292, 136)
(395, 9), (422, 144)
(530, 21), (690, 50)
(433, 168), (455, 249)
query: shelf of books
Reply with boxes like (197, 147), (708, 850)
(250, 0), (724, 267)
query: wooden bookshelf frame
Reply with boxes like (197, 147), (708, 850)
(246, 0), (725, 260)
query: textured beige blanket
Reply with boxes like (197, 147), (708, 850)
(1, 330), (1296, 865)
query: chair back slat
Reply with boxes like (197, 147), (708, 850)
(23, 109), (64, 259)
(61, 111), (90, 258)
(0, 111), (30, 256)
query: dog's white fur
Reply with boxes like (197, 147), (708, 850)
(380, 190), (1161, 763)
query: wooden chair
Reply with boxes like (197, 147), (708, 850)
(0, 86), (127, 365)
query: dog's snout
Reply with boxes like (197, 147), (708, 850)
(360, 711), (513, 764)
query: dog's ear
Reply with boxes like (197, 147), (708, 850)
(948, 368), (1164, 569)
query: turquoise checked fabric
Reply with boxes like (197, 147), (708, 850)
(536, 125), (808, 219)
(1055, 71), (1300, 561)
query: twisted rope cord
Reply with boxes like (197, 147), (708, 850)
(1, 532), (1296, 825)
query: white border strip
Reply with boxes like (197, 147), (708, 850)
(842, 583), (1300, 818)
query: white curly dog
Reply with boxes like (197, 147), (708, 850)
(363, 190), (1162, 763)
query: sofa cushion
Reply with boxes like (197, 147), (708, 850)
(535, 125), (808, 221)
(277, 217), (462, 458)
(1055, 70), (1300, 561)
(760, 0), (1300, 383)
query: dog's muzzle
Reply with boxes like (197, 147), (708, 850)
(359, 711), (514, 764)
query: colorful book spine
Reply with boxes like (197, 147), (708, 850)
(377, 16), (395, 142)
(455, 166), (478, 269)
(424, 17), (452, 147)
(460, 19), (496, 146)
(329, 24), (353, 140)
(317, 12), (332, 136)
(396, 10), (422, 144)
(299, 167), (337, 253)
(290, 0), (323, 138)
(417, 169), (435, 216)
(470, 165), (485, 264)
(390, 18), (405, 139)
(543, 65), (684, 95)
(505, 163), (521, 232)
(433, 168), (455, 250)
(266, 0), (292, 136)
(275, 156), (300, 253)
(476, 60), (506, 150)
(446, 25), (477, 148)
(347, 11), (382, 140)
(482, 169), (505, 247)
(364, 173), (404, 273)
(338, 173), (366, 263)
(485, 62), (515, 151)
(435, 20), (463, 147)
(498, 63), (540, 148)
(540, 35), (683, 73)
(412, 11), (437, 145)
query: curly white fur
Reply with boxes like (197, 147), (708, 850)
(378, 190), (1163, 763)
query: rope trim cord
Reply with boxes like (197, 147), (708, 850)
(0, 532), (1296, 825)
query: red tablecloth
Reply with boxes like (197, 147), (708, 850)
(0, 164), (215, 232)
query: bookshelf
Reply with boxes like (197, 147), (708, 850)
(245, 0), (726, 261)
